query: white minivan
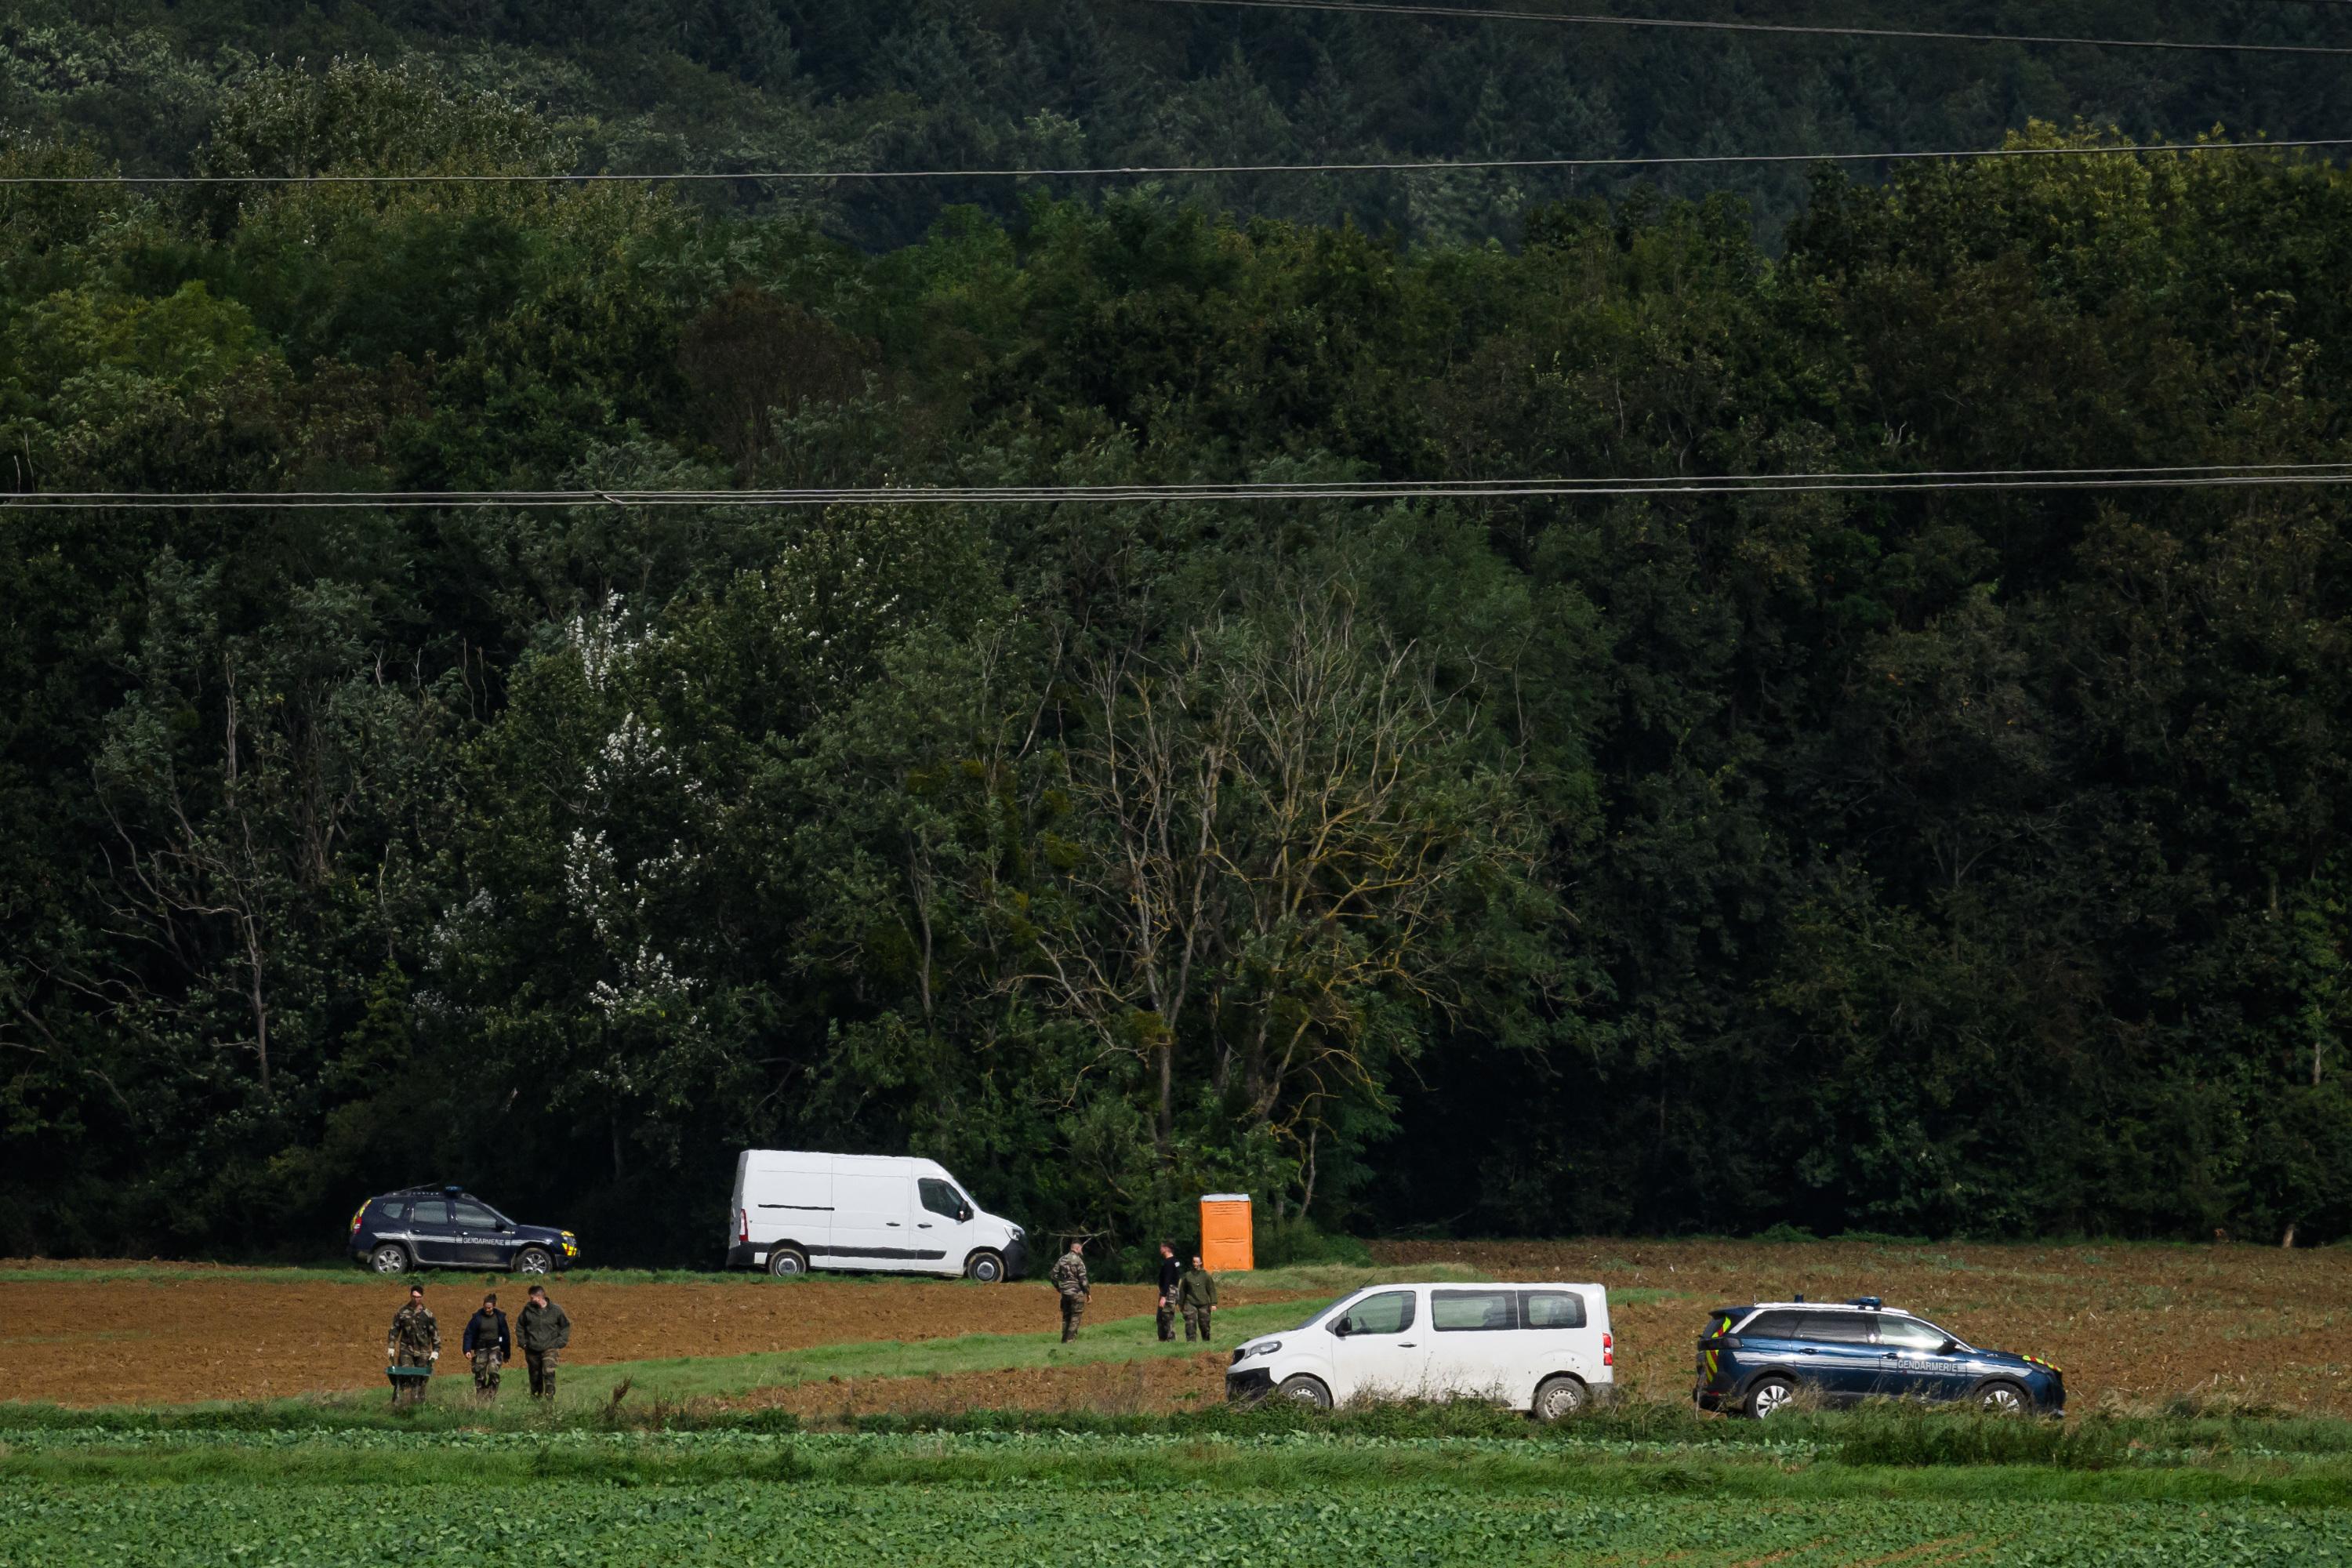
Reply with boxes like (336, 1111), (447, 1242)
(723, 1150), (1029, 1282)
(1225, 1280), (1613, 1421)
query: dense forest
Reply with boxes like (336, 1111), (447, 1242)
(7, 5), (2352, 1268)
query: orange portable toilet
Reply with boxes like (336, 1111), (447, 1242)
(1200, 1192), (1253, 1273)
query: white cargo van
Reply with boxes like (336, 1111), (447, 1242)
(724, 1150), (1029, 1282)
(1225, 1280), (1613, 1420)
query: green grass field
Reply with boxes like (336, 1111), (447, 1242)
(3, 1421), (2350, 1565)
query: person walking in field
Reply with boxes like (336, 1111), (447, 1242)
(463, 1291), (511, 1402)
(386, 1283), (439, 1404)
(1178, 1253), (1219, 1342)
(517, 1283), (571, 1400)
(1155, 1240), (1182, 1342)
(1050, 1238), (1091, 1342)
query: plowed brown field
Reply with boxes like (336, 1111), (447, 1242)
(7, 1240), (2350, 1413)
(1370, 1238), (2352, 1415)
(0, 1270), (1167, 1406)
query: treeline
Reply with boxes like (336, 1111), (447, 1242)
(9, 0), (2352, 245)
(6, 61), (2352, 1265)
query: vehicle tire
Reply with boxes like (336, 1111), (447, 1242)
(368, 1243), (411, 1275)
(1276, 1374), (1332, 1409)
(767, 1247), (809, 1279)
(513, 1247), (554, 1276)
(1744, 1376), (1798, 1419)
(1531, 1374), (1588, 1423)
(1976, 1380), (2028, 1416)
(965, 1250), (1005, 1283)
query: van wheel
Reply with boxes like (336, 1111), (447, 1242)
(1276, 1375), (1332, 1409)
(1744, 1376), (1797, 1418)
(965, 1250), (1005, 1283)
(767, 1247), (808, 1278)
(1976, 1380), (2027, 1415)
(1532, 1375), (1588, 1422)
(513, 1247), (553, 1276)
(369, 1243), (410, 1275)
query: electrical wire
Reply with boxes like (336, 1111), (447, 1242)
(11, 463), (2352, 510)
(7, 137), (2344, 187)
(1127, 0), (2352, 54)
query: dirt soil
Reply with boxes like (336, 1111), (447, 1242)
(1370, 1238), (2352, 1416)
(735, 1352), (1231, 1420)
(0, 1272), (1168, 1406)
(8, 1240), (2350, 1413)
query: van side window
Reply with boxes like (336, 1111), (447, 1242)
(1340, 1291), (1415, 1335)
(1740, 1311), (1804, 1338)
(1876, 1316), (1951, 1351)
(408, 1200), (451, 1227)
(1800, 1312), (1873, 1343)
(1432, 1290), (1517, 1332)
(1519, 1290), (1586, 1330)
(917, 1179), (965, 1219)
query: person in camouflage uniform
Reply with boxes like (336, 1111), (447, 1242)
(1049, 1239), (1090, 1342)
(518, 1283), (571, 1400)
(1178, 1254), (1220, 1342)
(462, 1291), (511, 1402)
(386, 1284), (440, 1404)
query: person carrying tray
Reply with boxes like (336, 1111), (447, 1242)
(386, 1284), (440, 1404)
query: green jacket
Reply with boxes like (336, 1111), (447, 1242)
(518, 1300), (572, 1352)
(1177, 1267), (1218, 1309)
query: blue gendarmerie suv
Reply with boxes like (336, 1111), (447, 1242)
(348, 1185), (580, 1276)
(1693, 1298), (2063, 1417)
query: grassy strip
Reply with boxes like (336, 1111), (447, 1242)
(5, 1429), (2350, 1506)
(545, 1300), (1305, 1406)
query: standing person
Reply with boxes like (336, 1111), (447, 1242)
(1178, 1253), (1220, 1343)
(1154, 1241), (1183, 1342)
(1049, 1238), (1090, 1342)
(385, 1284), (439, 1404)
(517, 1283), (571, 1401)
(462, 1292), (511, 1403)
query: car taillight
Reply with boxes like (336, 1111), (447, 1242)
(739, 1207), (749, 1244)
(349, 1206), (366, 1236)
(1602, 1329), (1613, 1367)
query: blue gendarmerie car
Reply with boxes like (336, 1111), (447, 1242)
(348, 1185), (579, 1276)
(1693, 1297), (2063, 1417)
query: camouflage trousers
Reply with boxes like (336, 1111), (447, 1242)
(526, 1348), (560, 1399)
(1059, 1293), (1087, 1342)
(392, 1348), (433, 1404)
(1156, 1301), (1176, 1342)
(472, 1348), (503, 1399)
(1182, 1305), (1213, 1342)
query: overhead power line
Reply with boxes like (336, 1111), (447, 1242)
(10, 463), (2352, 510)
(1129, 0), (2352, 55)
(7, 137), (2346, 187)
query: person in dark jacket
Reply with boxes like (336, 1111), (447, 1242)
(462, 1292), (512, 1402)
(517, 1283), (572, 1400)
(1154, 1241), (1183, 1342)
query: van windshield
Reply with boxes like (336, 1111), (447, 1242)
(1289, 1294), (1353, 1333)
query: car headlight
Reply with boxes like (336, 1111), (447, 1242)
(1236, 1341), (1279, 1362)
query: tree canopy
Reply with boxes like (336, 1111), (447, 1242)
(6, 39), (2352, 1265)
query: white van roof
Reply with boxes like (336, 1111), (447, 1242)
(735, 1149), (956, 1178)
